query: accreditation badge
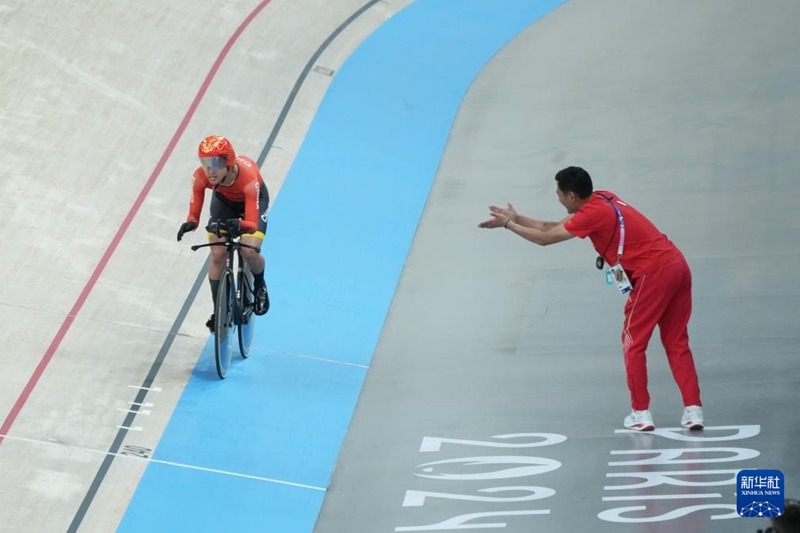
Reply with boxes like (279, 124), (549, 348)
(605, 263), (633, 295)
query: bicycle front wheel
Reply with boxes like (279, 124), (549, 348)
(237, 264), (256, 359)
(214, 270), (235, 379)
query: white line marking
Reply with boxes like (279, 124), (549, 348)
(151, 458), (326, 490)
(128, 385), (161, 392)
(116, 426), (143, 431)
(259, 348), (370, 369)
(603, 493), (722, 501)
(128, 402), (154, 408)
(0, 433), (326, 492)
(0, 302), (189, 336)
(117, 408), (152, 416)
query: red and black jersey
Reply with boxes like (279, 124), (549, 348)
(186, 156), (265, 234)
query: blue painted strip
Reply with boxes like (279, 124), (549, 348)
(117, 1), (563, 532)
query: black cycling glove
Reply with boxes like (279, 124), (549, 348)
(177, 220), (197, 241)
(225, 218), (243, 238)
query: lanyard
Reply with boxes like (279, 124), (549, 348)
(597, 194), (625, 259)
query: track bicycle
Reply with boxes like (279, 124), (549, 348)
(191, 222), (259, 378)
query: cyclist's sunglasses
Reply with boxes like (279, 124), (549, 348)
(200, 156), (228, 171)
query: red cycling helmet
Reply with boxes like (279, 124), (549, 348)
(198, 136), (236, 171)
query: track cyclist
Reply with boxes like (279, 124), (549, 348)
(177, 135), (270, 330)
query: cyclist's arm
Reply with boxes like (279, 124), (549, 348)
(187, 170), (207, 224)
(240, 181), (261, 234)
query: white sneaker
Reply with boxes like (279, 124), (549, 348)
(681, 405), (704, 430)
(623, 410), (655, 431)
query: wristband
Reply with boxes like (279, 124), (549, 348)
(504, 219), (512, 229)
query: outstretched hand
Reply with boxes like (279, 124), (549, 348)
(177, 220), (198, 241)
(478, 202), (518, 229)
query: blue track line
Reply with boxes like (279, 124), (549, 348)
(117, 1), (564, 531)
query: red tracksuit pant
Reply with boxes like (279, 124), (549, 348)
(622, 254), (702, 411)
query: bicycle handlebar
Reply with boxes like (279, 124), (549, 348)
(187, 221), (262, 253)
(191, 241), (261, 253)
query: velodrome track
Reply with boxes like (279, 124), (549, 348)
(1, 1), (798, 532)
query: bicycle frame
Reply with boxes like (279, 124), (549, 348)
(191, 233), (261, 317)
(191, 227), (261, 377)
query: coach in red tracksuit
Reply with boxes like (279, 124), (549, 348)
(479, 166), (704, 432)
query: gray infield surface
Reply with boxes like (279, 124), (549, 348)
(314, 1), (800, 532)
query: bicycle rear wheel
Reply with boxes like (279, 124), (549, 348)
(237, 262), (255, 359)
(214, 270), (235, 379)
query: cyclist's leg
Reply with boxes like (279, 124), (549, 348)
(239, 234), (264, 277)
(206, 194), (237, 329)
(240, 232), (267, 315)
(240, 186), (269, 315)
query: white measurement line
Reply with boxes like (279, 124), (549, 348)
(128, 385), (161, 392)
(128, 402), (154, 408)
(151, 458), (326, 490)
(261, 348), (370, 369)
(116, 426), (143, 431)
(603, 493), (722, 501)
(117, 408), (152, 416)
(0, 433), (326, 492)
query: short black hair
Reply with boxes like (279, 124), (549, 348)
(555, 166), (593, 199)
